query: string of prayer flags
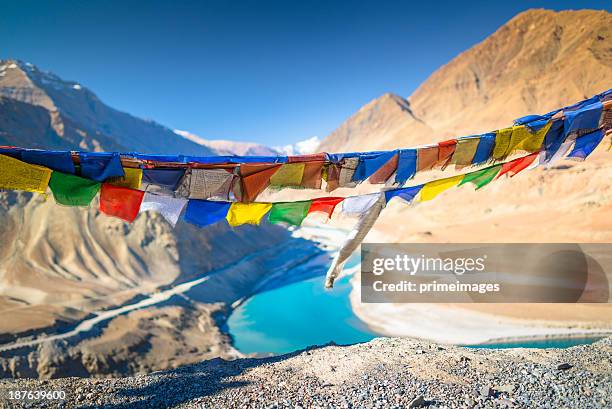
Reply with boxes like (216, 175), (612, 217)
(139, 193), (187, 227)
(458, 165), (501, 189)
(21, 150), (76, 174)
(49, 172), (101, 206)
(395, 149), (417, 184)
(419, 175), (464, 202)
(226, 202), (272, 227)
(0, 154), (51, 194)
(99, 183), (144, 223)
(308, 197), (344, 218)
(183, 199), (231, 227)
(268, 201), (311, 226)
(79, 152), (125, 182)
(108, 167), (143, 190)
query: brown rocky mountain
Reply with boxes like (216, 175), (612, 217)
(0, 60), (213, 154)
(319, 9), (612, 152)
(317, 9), (612, 335)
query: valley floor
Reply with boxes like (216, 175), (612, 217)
(0, 337), (609, 408)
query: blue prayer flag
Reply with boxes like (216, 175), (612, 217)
(567, 130), (604, 160)
(472, 133), (495, 164)
(353, 150), (397, 182)
(22, 150), (75, 174)
(395, 149), (417, 185)
(564, 100), (603, 135)
(384, 184), (423, 203)
(183, 200), (231, 227)
(79, 152), (125, 182)
(142, 168), (186, 190)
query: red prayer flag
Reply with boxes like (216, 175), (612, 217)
(369, 153), (398, 184)
(308, 197), (344, 218)
(437, 139), (457, 170)
(497, 153), (539, 179)
(100, 183), (145, 223)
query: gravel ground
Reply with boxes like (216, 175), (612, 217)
(0, 337), (610, 408)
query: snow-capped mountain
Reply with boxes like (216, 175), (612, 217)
(174, 129), (320, 156)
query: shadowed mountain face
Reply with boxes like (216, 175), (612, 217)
(319, 9), (612, 152)
(0, 60), (213, 155)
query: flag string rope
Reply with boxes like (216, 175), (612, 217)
(0, 90), (610, 287)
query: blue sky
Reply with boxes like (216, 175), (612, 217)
(1, 0), (609, 145)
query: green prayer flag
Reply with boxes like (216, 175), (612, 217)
(268, 201), (311, 226)
(459, 165), (501, 190)
(49, 171), (101, 206)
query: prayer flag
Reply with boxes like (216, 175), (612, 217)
(269, 163), (305, 187)
(472, 133), (495, 164)
(396, 149), (417, 184)
(240, 163), (282, 202)
(301, 162), (324, 189)
(338, 157), (359, 187)
(369, 153), (398, 184)
(497, 153), (539, 179)
(459, 165), (501, 189)
(177, 168), (234, 199)
(564, 100), (603, 135)
(49, 172), (100, 206)
(21, 150), (75, 174)
(384, 184), (423, 203)
(268, 201), (311, 226)
(492, 127), (513, 159)
(0, 154), (52, 194)
(183, 200), (230, 227)
(437, 140), (456, 169)
(325, 194), (385, 288)
(507, 121), (552, 154)
(308, 197), (344, 218)
(108, 167), (143, 190)
(353, 151), (397, 182)
(226, 202), (273, 227)
(451, 138), (480, 167)
(341, 193), (380, 216)
(567, 130), (604, 160)
(419, 175), (463, 202)
(417, 146), (438, 171)
(542, 119), (566, 162)
(142, 168), (185, 191)
(139, 193), (187, 226)
(99, 183), (144, 223)
(80, 152), (125, 182)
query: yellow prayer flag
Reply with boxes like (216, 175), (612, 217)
(269, 163), (305, 187)
(108, 167), (143, 189)
(451, 138), (480, 167)
(508, 121), (552, 154)
(226, 202), (272, 226)
(492, 127), (513, 159)
(0, 154), (52, 194)
(419, 175), (463, 202)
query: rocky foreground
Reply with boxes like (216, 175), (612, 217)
(0, 337), (610, 408)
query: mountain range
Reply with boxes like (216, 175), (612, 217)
(0, 8), (610, 378)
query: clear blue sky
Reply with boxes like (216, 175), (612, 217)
(1, 0), (609, 145)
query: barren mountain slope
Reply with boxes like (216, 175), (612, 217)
(319, 9), (612, 152)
